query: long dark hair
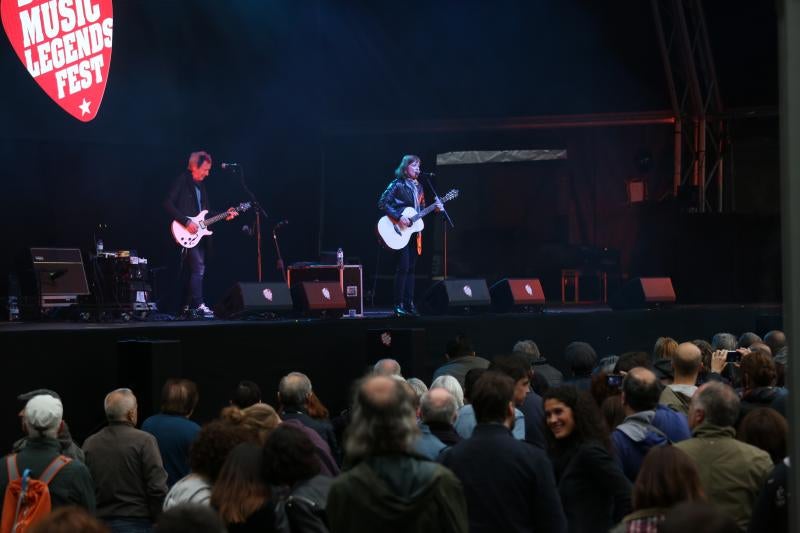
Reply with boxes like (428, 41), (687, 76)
(211, 442), (269, 524)
(632, 446), (705, 510)
(543, 386), (611, 454)
(394, 155), (420, 181)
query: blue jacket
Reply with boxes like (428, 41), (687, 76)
(413, 423), (448, 460)
(612, 406), (690, 481)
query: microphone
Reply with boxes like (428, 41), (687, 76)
(220, 162), (239, 170)
(419, 171), (436, 177)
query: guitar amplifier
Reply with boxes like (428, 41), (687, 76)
(31, 247), (90, 308)
(287, 265), (363, 316)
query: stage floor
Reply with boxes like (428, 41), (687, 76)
(0, 303), (781, 451)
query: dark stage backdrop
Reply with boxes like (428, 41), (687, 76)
(0, 0), (781, 310)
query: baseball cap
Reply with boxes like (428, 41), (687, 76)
(25, 394), (64, 432)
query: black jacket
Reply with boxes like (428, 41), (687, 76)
(551, 440), (632, 533)
(378, 177), (425, 219)
(442, 424), (567, 533)
(164, 171), (209, 226)
(281, 409), (341, 466)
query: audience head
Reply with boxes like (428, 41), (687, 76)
(230, 380), (261, 409)
(738, 332), (762, 349)
(763, 330), (786, 356)
(632, 446), (705, 511)
(463, 367), (486, 404)
(189, 420), (250, 483)
(430, 375), (465, 409)
(161, 379), (199, 417)
(406, 378), (429, 404)
(155, 503), (227, 533)
(621, 367), (660, 413)
(565, 341), (597, 377)
(29, 506), (110, 533)
(590, 372), (619, 407)
(740, 350), (777, 390)
(511, 339), (540, 363)
(419, 387), (458, 425)
(601, 395), (625, 433)
(659, 502), (741, 533)
(688, 382), (740, 429)
(673, 342), (703, 380)
(446, 334), (475, 359)
(304, 391), (330, 419)
(344, 375), (418, 461)
(653, 336), (679, 360)
(211, 442), (268, 524)
(489, 353), (531, 406)
(737, 407), (788, 464)
(614, 351), (652, 373)
(711, 332), (737, 351)
(373, 358), (402, 376)
(262, 422), (321, 485)
(24, 394), (64, 439)
(219, 403), (281, 444)
(543, 386), (609, 451)
(594, 355), (619, 375)
(471, 372), (515, 426)
(278, 372), (312, 410)
(104, 388), (137, 425)
(691, 339), (713, 372)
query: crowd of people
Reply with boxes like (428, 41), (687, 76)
(1, 328), (790, 533)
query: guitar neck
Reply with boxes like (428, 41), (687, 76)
(410, 200), (447, 222)
(203, 211), (229, 227)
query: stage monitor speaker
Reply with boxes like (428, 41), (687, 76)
(422, 279), (491, 315)
(30, 248), (90, 307)
(292, 281), (347, 315)
(215, 282), (293, 318)
(610, 277), (676, 310)
(490, 278), (545, 312)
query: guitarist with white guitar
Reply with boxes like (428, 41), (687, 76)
(377, 155), (443, 317)
(164, 150), (239, 318)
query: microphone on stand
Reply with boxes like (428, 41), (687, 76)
(220, 162), (239, 170)
(419, 171), (436, 177)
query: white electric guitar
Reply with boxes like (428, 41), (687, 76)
(376, 189), (459, 250)
(171, 202), (252, 248)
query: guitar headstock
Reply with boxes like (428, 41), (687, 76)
(442, 189), (459, 202)
(238, 202), (252, 212)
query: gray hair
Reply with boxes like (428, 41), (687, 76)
(373, 359), (402, 376)
(420, 389), (458, 424)
(430, 375), (464, 409)
(104, 388), (137, 421)
(692, 382), (740, 428)
(344, 376), (419, 461)
(512, 339), (541, 360)
(278, 372), (312, 408)
(711, 333), (737, 351)
(406, 378), (428, 400)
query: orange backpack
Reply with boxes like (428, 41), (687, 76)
(0, 454), (71, 533)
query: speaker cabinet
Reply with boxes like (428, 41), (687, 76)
(490, 278), (545, 312)
(292, 281), (347, 315)
(215, 282), (293, 318)
(31, 248), (90, 308)
(422, 279), (491, 315)
(610, 277), (676, 310)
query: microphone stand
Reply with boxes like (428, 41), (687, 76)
(233, 165), (269, 281)
(424, 175), (454, 279)
(273, 223), (287, 283)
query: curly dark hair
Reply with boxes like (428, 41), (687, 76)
(543, 386), (611, 454)
(189, 420), (251, 482)
(741, 351), (777, 388)
(262, 424), (320, 485)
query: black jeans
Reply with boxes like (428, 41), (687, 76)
(182, 245), (206, 308)
(394, 241), (417, 308)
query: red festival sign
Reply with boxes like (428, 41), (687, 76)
(1, 0), (113, 122)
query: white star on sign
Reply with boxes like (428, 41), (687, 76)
(78, 98), (92, 116)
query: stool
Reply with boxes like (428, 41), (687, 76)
(561, 269), (608, 303)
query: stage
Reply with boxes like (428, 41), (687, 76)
(0, 303), (781, 451)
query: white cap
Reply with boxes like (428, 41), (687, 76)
(25, 394), (63, 432)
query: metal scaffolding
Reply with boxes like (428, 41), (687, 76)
(651, 0), (729, 212)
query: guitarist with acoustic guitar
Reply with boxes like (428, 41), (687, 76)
(164, 150), (239, 318)
(378, 155), (443, 317)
